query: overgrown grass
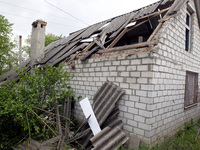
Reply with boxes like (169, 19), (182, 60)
(139, 119), (200, 150)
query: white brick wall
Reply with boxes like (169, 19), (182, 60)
(63, 0), (200, 146)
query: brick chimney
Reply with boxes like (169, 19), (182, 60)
(30, 19), (47, 65)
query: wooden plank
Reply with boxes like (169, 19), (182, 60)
(98, 40), (158, 54)
(82, 41), (95, 53)
(158, 12), (181, 23)
(107, 28), (128, 49)
(130, 7), (171, 22)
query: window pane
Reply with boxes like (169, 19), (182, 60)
(186, 13), (190, 26)
(185, 29), (190, 51)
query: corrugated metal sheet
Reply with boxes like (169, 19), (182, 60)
(93, 81), (125, 125)
(91, 126), (129, 150)
(67, 81), (126, 149)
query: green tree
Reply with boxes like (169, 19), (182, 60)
(23, 33), (62, 57)
(0, 15), (18, 75)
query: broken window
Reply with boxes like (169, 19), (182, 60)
(185, 71), (198, 107)
(185, 4), (195, 52)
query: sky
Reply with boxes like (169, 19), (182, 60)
(0, 0), (159, 43)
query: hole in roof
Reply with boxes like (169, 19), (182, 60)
(126, 21), (137, 28)
(81, 33), (99, 43)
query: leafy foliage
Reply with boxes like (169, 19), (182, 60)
(0, 15), (18, 75)
(0, 62), (75, 149)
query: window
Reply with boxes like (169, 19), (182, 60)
(185, 5), (195, 52)
(185, 71), (198, 107)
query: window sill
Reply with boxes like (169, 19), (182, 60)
(184, 103), (197, 110)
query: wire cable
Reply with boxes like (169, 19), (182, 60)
(0, 0), (80, 23)
(43, 0), (89, 26)
(0, 10), (83, 28)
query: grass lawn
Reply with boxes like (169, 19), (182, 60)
(139, 119), (200, 150)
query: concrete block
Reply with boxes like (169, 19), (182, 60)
(131, 72), (141, 77)
(125, 101), (135, 107)
(120, 72), (130, 77)
(128, 107), (138, 114)
(134, 115), (145, 123)
(137, 65), (149, 71)
(139, 110), (152, 117)
(117, 66), (126, 71)
(127, 119), (137, 126)
(134, 128), (145, 136)
(135, 102), (146, 109)
(131, 59), (141, 65)
(121, 60), (130, 65)
(124, 112), (134, 119)
(128, 134), (141, 150)
(136, 90), (147, 97)
(127, 66), (137, 71)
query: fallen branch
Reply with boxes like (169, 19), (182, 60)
(29, 109), (69, 149)
(26, 112), (31, 150)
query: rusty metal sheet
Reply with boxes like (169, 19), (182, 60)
(91, 126), (129, 150)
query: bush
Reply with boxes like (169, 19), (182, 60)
(0, 62), (75, 149)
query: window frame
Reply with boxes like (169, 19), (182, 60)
(185, 4), (195, 52)
(184, 71), (198, 109)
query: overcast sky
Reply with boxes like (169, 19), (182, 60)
(0, 0), (159, 43)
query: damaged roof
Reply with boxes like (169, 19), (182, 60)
(1, 0), (191, 82)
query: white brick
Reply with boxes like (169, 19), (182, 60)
(134, 115), (145, 123)
(138, 78), (148, 84)
(129, 95), (140, 102)
(127, 78), (136, 83)
(131, 59), (141, 65)
(136, 90), (147, 97)
(128, 107), (138, 114)
(134, 128), (144, 136)
(139, 110), (152, 117)
(124, 112), (133, 119)
(137, 65), (148, 71)
(138, 123), (151, 130)
(120, 83), (129, 88)
(117, 66), (126, 71)
(121, 60), (130, 65)
(141, 72), (153, 77)
(142, 58), (154, 64)
(118, 105), (128, 112)
(130, 84), (140, 90)
(131, 72), (141, 77)
(120, 72), (129, 77)
(127, 66), (136, 71)
(135, 102), (146, 109)
(123, 125), (133, 132)
(127, 119), (137, 126)
(125, 101), (135, 107)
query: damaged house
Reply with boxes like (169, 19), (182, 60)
(1, 0), (200, 146)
